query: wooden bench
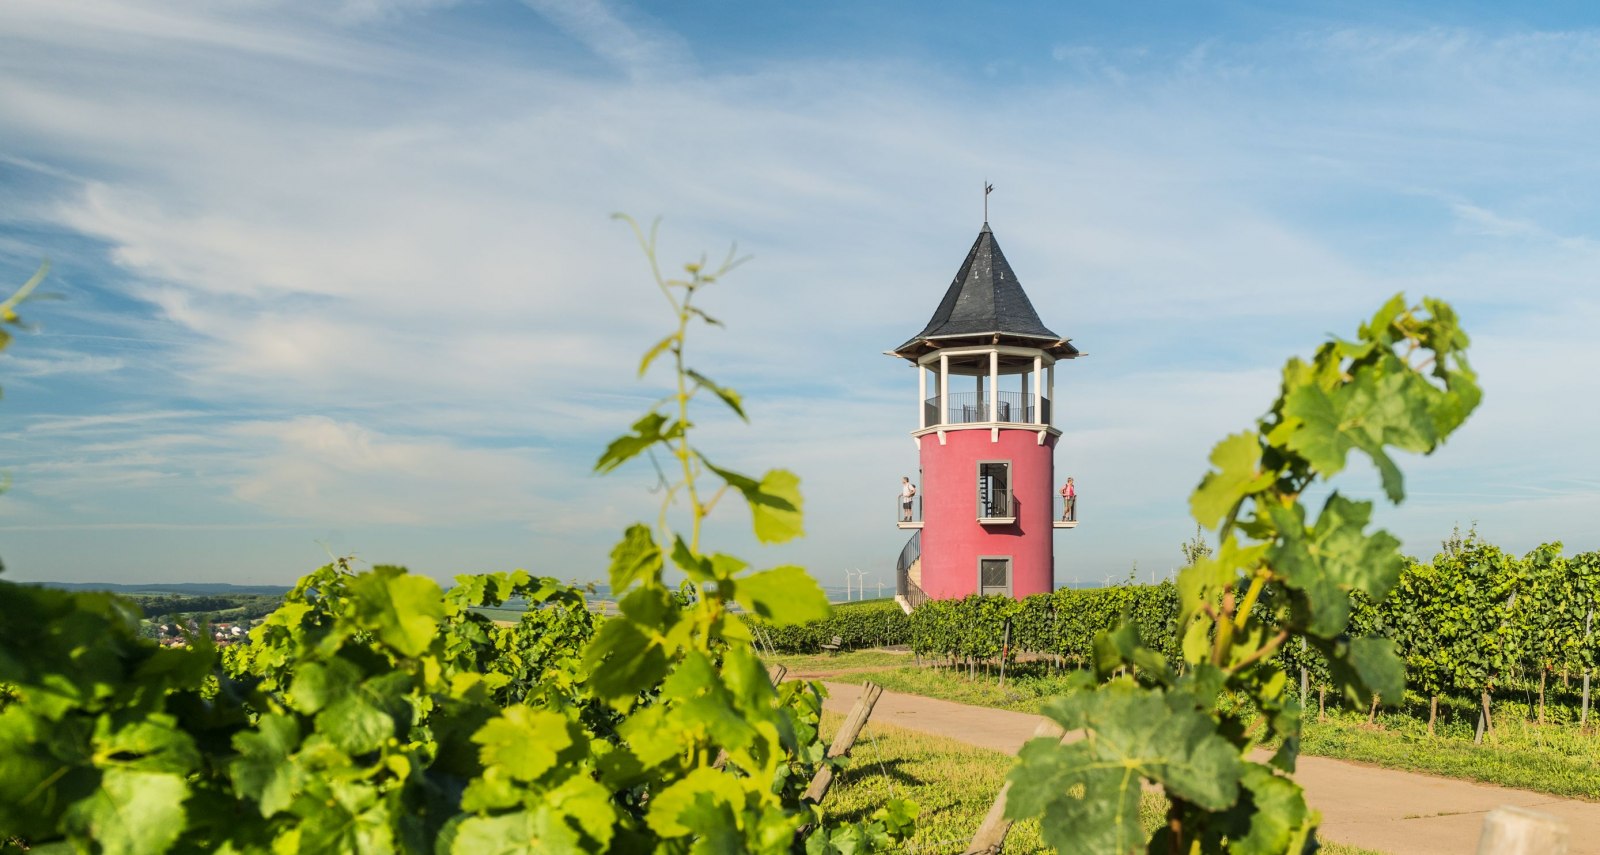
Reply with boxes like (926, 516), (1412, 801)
(819, 635), (843, 654)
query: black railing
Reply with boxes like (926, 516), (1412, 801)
(923, 391), (1050, 426)
(980, 490), (1013, 519)
(895, 531), (928, 609)
(896, 495), (921, 524)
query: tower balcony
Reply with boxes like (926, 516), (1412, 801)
(896, 496), (923, 529)
(923, 391), (1052, 427)
(1054, 494), (1079, 529)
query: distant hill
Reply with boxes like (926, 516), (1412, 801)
(35, 582), (293, 596)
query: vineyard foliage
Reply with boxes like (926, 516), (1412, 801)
(747, 600), (910, 652)
(0, 234), (918, 853)
(1005, 295), (1482, 854)
(907, 584), (1179, 666)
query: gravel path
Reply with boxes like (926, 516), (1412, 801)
(821, 681), (1600, 854)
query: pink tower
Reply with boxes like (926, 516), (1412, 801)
(890, 223), (1082, 610)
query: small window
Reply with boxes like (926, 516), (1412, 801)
(977, 461), (1012, 519)
(979, 557), (1011, 597)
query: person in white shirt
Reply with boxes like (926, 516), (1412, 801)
(900, 477), (917, 521)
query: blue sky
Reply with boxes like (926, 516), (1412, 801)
(3, 1), (1600, 594)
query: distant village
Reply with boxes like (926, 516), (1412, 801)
(151, 618), (259, 648)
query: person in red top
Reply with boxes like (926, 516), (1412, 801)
(1059, 477), (1076, 521)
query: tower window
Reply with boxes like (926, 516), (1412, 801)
(979, 557), (1012, 597)
(977, 460), (1013, 521)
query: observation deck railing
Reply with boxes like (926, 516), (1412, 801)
(923, 391), (1050, 427)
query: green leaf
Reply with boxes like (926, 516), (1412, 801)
(639, 333), (677, 378)
(732, 565), (829, 625)
(1269, 495), (1404, 636)
(64, 768), (188, 855)
(701, 458), (804, 543)
(318, 692), (395, 755)
(595, 412), (684, 473)
(473, 706), (575, 782)
(348, 566), (444, 658)
(1009, 683), (1241, 854)
(583, 618), (667, 704)
(1323, 635), (1404, 706)
(451, 812), (542, 855)
(289, 659), (357, 715)
(609, 524), (663, 593)
(645, 767), (746, 838)
(686, 369), (748, 421)
(1190, 431), (1275, 529)
(669, 535), (714, 583)
(1225, 763), (1313, 855)
(230, 713), (301, 816)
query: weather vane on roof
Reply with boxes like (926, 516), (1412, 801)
(984, 181), (994, 222)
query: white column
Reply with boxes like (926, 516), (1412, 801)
(1033, 354), (1043, 425)
(918, 360), (927, 430)
(1047, 363), (1056, 426)
(988, 350), (999, 423)
(939, 352), (950, 426)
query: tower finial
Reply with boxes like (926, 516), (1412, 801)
(984, 181), (994, 223)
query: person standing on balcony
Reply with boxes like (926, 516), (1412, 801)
(901, 476), (917, 521)
(1060, 477), (1076, 521)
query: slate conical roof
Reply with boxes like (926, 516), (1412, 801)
(892, 223), (1077, 358)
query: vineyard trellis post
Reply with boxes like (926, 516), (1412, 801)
(1583, 608), (1595, 731)
(963, 719), (1067, 855)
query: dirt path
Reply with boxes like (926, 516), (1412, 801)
(821, 682), (1600, 854)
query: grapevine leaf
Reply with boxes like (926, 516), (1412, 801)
(595, 412), (684, 474)
(639, 333), (677, 378)
(732, 565), (829, 625)
(451, 812), (543, 855)
(1011, 683), (1241, 853)
(64, 768), (188, 855)
(472, 706), (574, 782)
(1224, 763), (1313, 855)
(1190, 431), (1275, 529)
(644, 766), (746, 838)
(289, 659), (356, 715)
(1279, 378), (1374, 479)
(348, 567), (443, 658)
(686, 368), (748, 422)
(230, 713), (301, 816)
(1268, 496), (1404, 636)
(610, 524), (663, 593)
(583, 618), (667, 704)
(669, 535), (714, 583)
(319, 692), (395, 755)
(702, 460), (805, 544)
(1323, 635), (1404, 706)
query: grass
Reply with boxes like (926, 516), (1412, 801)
(791, 650), (1600, 802)
(764, 649), (915, 674)
(1299, 704), (1600, 801)
(777, 652), (1067, 713)
(468, 606), (528, 623)
(820, 712), (1384, 854)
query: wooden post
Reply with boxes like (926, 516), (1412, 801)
(964, 719), (1067, 854)
(1475, 805), (1569, 854)
(999, 618), (1011, 688)
(1583, 609), (1594, 731)
(803, 682), (884, 804)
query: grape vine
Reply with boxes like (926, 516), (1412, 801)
(1006, 295), (1481, 854)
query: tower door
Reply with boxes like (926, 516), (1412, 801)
(979, 557), (1012, 597)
